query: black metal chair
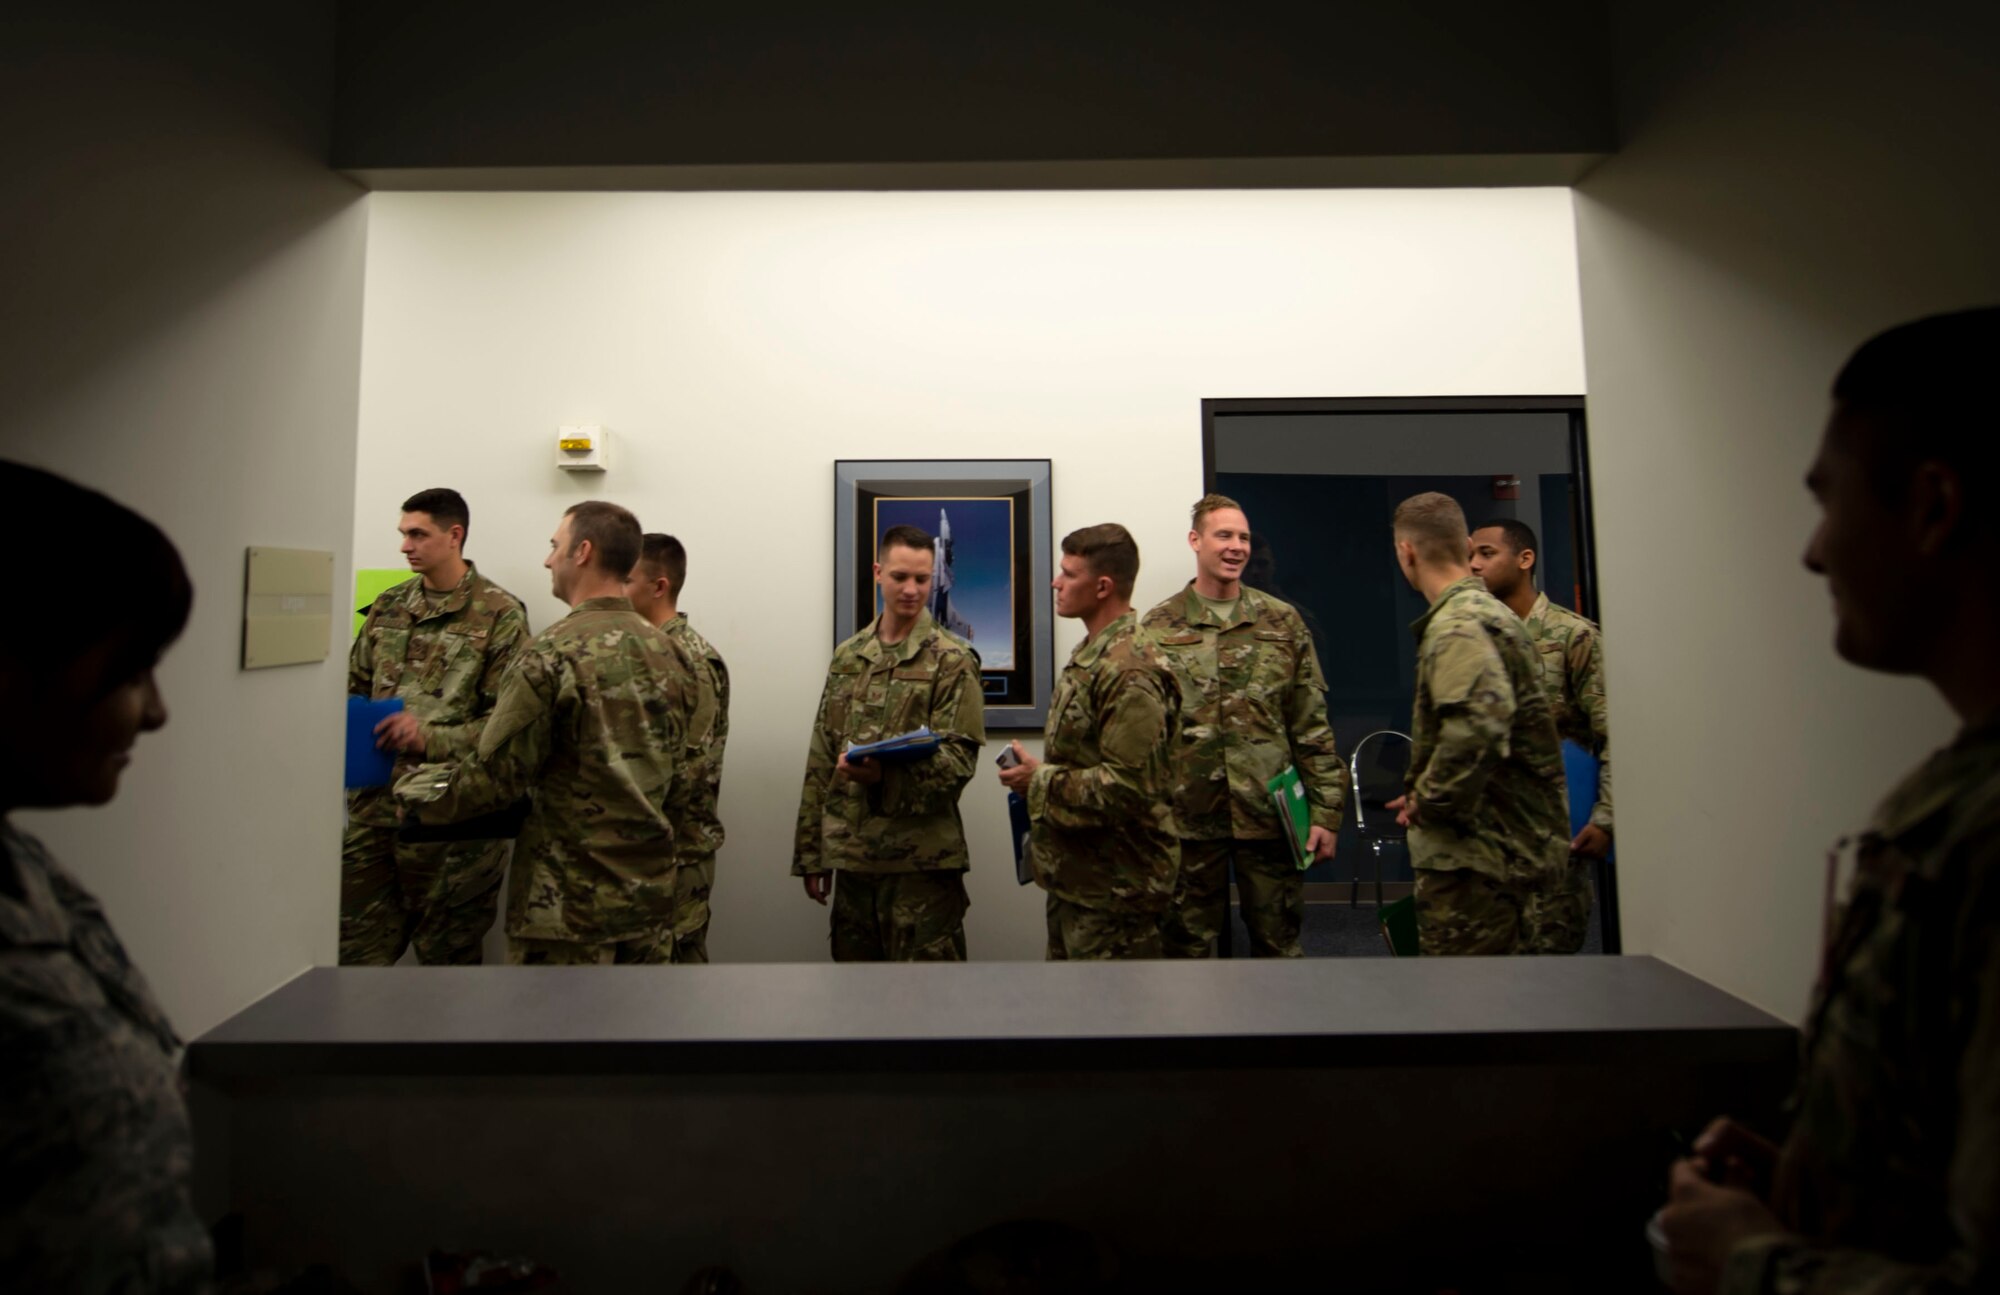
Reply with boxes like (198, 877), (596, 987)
(1348, 729), (1413, 909)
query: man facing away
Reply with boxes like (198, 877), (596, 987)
(626, 532), (731, 963)
(343, 487), (527, 965)
(792, 524), (986, 961)
(1661, 307), (2000, 1294)
(1142, 494), (1347, 958)
(1469, 517), (1612, 955)
(392, 501), (697, 965)
(999, 524), (1180, 960)
(1386, 492), (1568, 956)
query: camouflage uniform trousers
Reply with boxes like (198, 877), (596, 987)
(1160, 837), (1303, 958)
(1413, 866), (1531, 956)
(670, 855), (716, 964)
(1521, 855), (1592, 955)
(339, 824), (509, 965)
(507, 927), (675, 965)
(831, 870), (969, 962)
(1044, 895), (1164, 961)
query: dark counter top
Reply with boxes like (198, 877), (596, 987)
(188, 955), (1794, 1078)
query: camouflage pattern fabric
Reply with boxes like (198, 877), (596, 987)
(791, 610), (986, 878)
(1027, 612), (1181, 915)
(343, 563), (527, 965)
(1160, 837), (1302, 958)
(508, 928), (675, 965)
(662, 614), (729, 962)
(1522, 592), (1613, 832)
(396, 596), (696, 948)
(1721, 722), (2000, 1294)
(1404, 576), (1568, 951)
(0, 825), (212, 1292)
(831, 869), (970, 962)
(339, 827), (508, 964)
(1520, 856), (1592, 957)
(1044, 893), (1163, 960)
(1414, 865), (1527, 956)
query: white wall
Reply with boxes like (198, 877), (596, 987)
(0, 9), (365, 1034)
(1575, 0), (1997, 1018)
(353, 188), (1584, 962)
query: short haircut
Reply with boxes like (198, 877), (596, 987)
(1191, 493), (1245, 532)
(638, 533), (688, 599)
(1393, 492), (1471, 565)
(0, 461), (192, 695)
(401, 488), (470, 539)
(1062, 522), (1141, 598)
(1472, 517), (1539, 558)
(879, 524), (935, 558)
(1833, 306), (2000, 509)
(563, 500), (643, 577)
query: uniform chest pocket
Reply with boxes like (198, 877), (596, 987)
(369, 626), (412, 693)
(1158, 633), (1203, 648)
(824, 661), (866, 733)
(887, 665), (936, 732)
(428, 628), (489, 702)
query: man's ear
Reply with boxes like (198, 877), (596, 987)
(448, 524), (467, 551)
(1910, 461), (1964, 557)
(1187, 529), (1201, 553)
(573, 539), (594, 569)
(1519, 547), (1537, 576)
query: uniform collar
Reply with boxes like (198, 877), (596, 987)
(1870, 720), (2000, 842)
(404, 561), (481, 621)
(1525, 590), (1552, 625)
(571, 595), (637, 615)
(1411, 575), (1486, 640)
(858, 608), (936, 665)
(1072, 610), (1135, 667)
(1179, 580), (1257, 630)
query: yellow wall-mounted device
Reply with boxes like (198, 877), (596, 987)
(557, 424), (609, 471)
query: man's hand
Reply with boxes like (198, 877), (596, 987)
(1386, 794), (1420, 828)
(1690, 1117), (1779, 1195)
(1660, 1158), (1788, 1295)
(373, 711), (426, 755)
(1306, 825), (1337, 862)
(997, 740), (1039, 793)
(1572, 823), (1613, 858)
(836, 752), (882, 785)
(802, 872), (833, 905)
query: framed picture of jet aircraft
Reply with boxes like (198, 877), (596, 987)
(833, 459), (1054, 729)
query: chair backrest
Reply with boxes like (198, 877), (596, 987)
(1349, 729), (1414, 842)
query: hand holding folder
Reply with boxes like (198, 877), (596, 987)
(844, 726), (942, 763)
(1267, 764), (1315, 871)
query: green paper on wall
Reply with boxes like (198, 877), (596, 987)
(352, 568), (410, 634)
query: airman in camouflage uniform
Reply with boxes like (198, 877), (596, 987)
(626, 533), (730, 964)
(794, 527), (986, 961)
(1471, 518), (1614, 955)
(344, 489), (528, 966)
(396, 503), (696, 964)
(1392, 494), (1567, 956)
(1144, 496), (1347, 958)
(1001, 524), (1180, 960)
(1663, 310), (2000, 1294)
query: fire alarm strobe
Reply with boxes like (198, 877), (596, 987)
(557, 424), (609, 471)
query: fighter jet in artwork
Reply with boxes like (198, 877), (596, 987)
(931, 508), (977, 642)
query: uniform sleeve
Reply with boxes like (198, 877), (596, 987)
(1717, 863), (2000, 1295)
(1411, 628), (1516, 826)
(882, 650), (986, 817)
(1570, 626), (1614, 832)
(1284, 621), (1350, 833)
(395, 650), (555, 824)
(347, 602), (378, 698)
(1028, 667), (1173, 831)
(790, 671), (840, 876)
(420, 600), (531, 762)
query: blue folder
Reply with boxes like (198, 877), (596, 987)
(844, 726), (942, 763)
(345, 696), (405, 789)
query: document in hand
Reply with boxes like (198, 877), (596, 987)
(844, 726), (942, 763)
(1267, 764), (1314, 871)
(345, 696), (404, 789)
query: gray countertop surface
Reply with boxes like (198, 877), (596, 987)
(189, 956), (1795, 1078)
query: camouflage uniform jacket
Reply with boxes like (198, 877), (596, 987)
(1722, 722), (2000, 1294)
(1028, 612), (1181, 913)
(662, 614), (730, 872)
(346, 562), (528, 826)
(0, 824), (212, 1292)
(397, 596), (695, 944)
(1142, 581), (1348, 842)
(1404, 576), (1568, 886)
(1522, 591), (1613, 833)
(791, 610), (986, 876)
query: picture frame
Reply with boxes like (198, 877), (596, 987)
(834, 459), (1054, 729)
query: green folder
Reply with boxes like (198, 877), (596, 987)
(1379, 894), (1419, 956)
(1266, 764), (1313, 871)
